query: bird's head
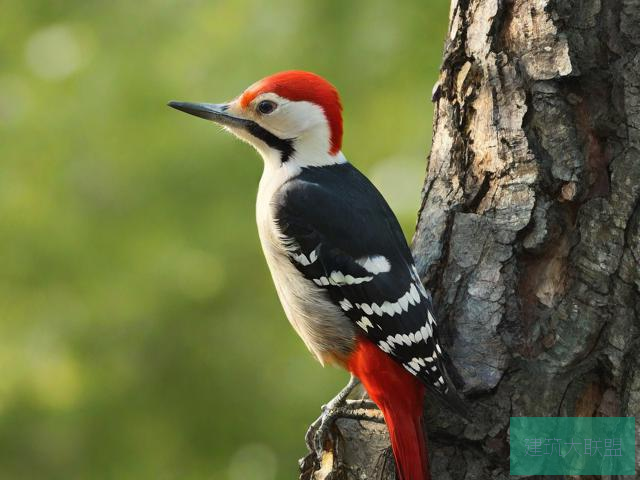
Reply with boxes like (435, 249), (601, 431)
(169, 71), (344, 168)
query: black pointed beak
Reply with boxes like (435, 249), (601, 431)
(167, 101), (248, 129)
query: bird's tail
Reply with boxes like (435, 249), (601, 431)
(380, 389), (430, 480)
(348, 339), (431, 480)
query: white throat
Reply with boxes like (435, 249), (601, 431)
(261, 147), (347, 178)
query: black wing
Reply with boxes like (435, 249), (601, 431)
(273, 163), (454, 398)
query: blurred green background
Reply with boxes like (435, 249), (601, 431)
(0, 1), (448, 479)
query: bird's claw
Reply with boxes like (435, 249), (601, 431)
(305, 399), (384, 459)
(305, 405), (337, 457)
(314, 407), (337, 456)
(305, 376), (370, 458)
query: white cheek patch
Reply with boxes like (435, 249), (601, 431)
(242, 93), (346, 168)
(276, 100), (328, 136)
(254, 95), (334, 161)
(248, 94), (327, 138)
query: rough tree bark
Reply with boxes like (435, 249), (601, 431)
(300, 0), (640, 478)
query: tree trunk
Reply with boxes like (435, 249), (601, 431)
(301, 0), (640, 478)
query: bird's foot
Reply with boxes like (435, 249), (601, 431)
(305, 384), (384, 459)
(305, 375), (360, 456)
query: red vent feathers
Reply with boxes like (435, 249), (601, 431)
(240, 71), (343, 155)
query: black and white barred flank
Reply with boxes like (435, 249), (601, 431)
(272, 163), (454, 396)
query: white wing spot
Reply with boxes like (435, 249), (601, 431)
(356, 255), (391, 274)
(356, 316), (374, 333)
(399, 293), (410, 312)
(425, 320), (434, 338)
(379, 302), (391, 316)
(347, 274), (373, 284)
(330, 271), (346, 285)
(339, 299), (353, 311)
(420, 326), (431, 340)
(314, 272), (373, 287)
(409, 284), (420, 303)
(361, 283), (422, 317)
(403, 364), (417, 375)
(361, 303), (373, 315)
(292, 252), (310, 266)
(291, 245), (320, 266)
(327, 271), (373, 285)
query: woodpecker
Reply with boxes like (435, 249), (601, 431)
(169, 71), (467, 480)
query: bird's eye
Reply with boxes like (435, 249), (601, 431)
(257, 100), (277, 115)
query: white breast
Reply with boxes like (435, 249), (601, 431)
(256, 164), (355, 365)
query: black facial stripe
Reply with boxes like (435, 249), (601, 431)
(244, 121), (295, 163)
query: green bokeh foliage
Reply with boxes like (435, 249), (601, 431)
(0, 1), (448, 478)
